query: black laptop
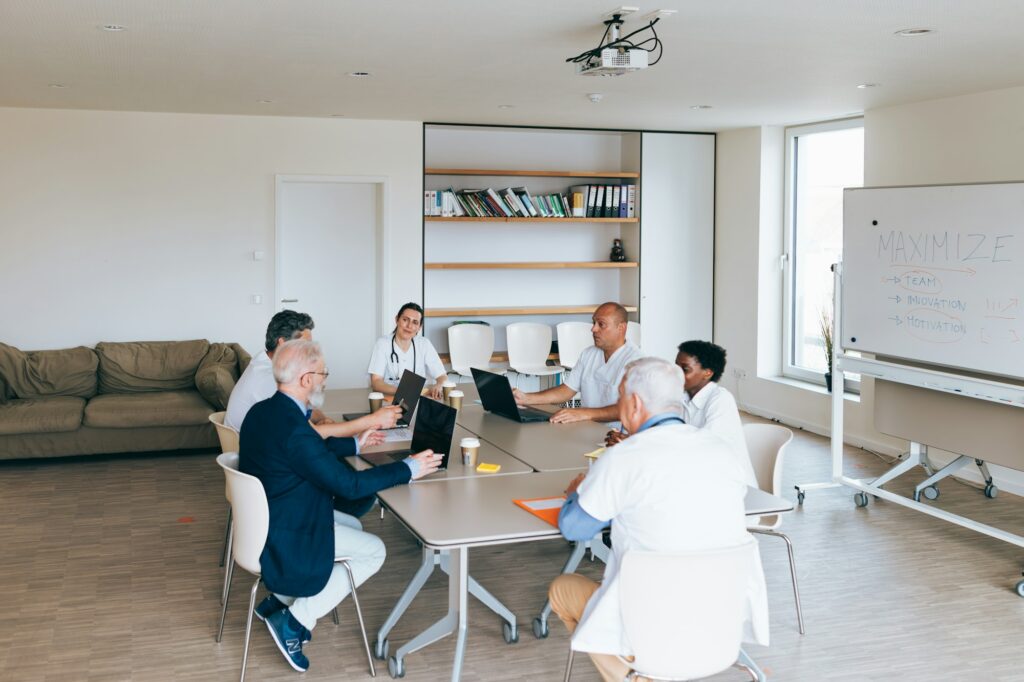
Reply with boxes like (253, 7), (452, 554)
(343, 370), (426, 428)
(471, 367), (551, 423)
(359, 397), (457, 470)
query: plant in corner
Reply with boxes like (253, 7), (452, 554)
(819, 306), (834, 392)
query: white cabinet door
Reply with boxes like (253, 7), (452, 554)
(639, 133), (715, 360)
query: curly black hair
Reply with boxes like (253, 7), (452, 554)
(677, 340), (727, 382)
(264, 310), (315, 352)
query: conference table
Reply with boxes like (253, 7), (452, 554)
(322, 387), (794, 681)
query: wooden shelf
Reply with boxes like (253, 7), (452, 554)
(426, 168), (640, 179)
(425, 261), (637, 270)
(425, 304), (638, 318)
(425, 216), (638, 223)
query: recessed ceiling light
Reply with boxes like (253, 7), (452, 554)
(257, 99), (274, 104)
(330, 114), (346, 117)
(48, 83), (67, 89)
(99, 24), (126, 32)
(690, 104), (712, 110)
(497, 104), (515, 109)
(348, 72), (372, 78)
(894, 27), (935, 37)
(856, 83), (881, 89)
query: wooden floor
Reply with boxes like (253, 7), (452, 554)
(3, 418), (1024, 681)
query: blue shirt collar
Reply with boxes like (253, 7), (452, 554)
(636, 411), (685, 433)
(280, 391), (313, 420)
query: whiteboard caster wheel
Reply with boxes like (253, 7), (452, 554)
(503, 621), (519, 644)
(532, 617), (549, 639)
(387, 655), (405, 679)
(854, 492), (869, 508)
(922, 486), (940, 500)
(985, 484), (998, 499)
(374, 638), (389, 661)
(1016, 580), (1024, 598)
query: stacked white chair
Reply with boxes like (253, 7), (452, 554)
(625, 320), (641, 348)
(555, 322), (593, 370)
(447, 323), (497, 379)
(506, 323), (564, 383)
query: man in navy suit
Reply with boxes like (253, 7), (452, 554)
(240, 339), (442, 672)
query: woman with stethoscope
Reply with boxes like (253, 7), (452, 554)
(367, 302), (449, 400)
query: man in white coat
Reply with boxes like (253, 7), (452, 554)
(549, 357), (768, 682)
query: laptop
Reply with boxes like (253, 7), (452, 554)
(343, 370), (426, 428)
(359, 397), (457, 470)
(471, 367), (551, 423)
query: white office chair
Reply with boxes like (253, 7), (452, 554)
(210, 411), (240, 592)
(744, 423), (805, 635)
(626, 320), (641, 348)
(216, 453), (375, 680)
(447, 323), (498, 379)
(506, 323), (564, 383)
(563, 540), (766, 681)
(555, 322), (593, 370)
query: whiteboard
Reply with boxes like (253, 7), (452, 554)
(842, 182), (1024, 379)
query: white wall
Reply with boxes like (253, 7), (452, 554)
(714, 84), (1024, 492)
(0, 107), (422, 353)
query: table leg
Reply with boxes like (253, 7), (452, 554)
(533, 540), (588, 639)
(375, 546), (437, 659)
(439, 552), (516, 630)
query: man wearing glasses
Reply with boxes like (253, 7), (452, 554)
(240, 339), (443, 673)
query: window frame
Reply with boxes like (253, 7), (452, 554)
(782, 117), (863, 391)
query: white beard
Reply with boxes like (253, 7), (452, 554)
(308, 385), (326, 409)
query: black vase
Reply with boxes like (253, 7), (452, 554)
(825, 372), (833, 393)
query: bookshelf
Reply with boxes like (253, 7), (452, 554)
(426, 168), (639, 179)
(425, 216), (637, 223)
(425, 304), (639, 318)
(425, 262), (637, 271)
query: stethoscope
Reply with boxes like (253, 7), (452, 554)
(388, 333), (417, 381)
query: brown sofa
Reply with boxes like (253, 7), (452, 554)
(0, 340), (251, 460)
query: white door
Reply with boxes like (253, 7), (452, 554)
(277, 178), (381, 388)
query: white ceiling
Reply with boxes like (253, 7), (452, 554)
(3, 0), (1024, 131)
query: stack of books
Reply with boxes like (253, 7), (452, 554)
(424, 183), (637, 219)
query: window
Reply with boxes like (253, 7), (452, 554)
(783, 118), (863, 389)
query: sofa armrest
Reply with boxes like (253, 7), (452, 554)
(195, 365), (236, 410)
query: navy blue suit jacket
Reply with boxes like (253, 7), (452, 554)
(239, 391), (411, 597)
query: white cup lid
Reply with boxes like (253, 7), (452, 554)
(368, 392), (384, 399)
(460, 437), (480, 447)
(443, 381), (457, 387)
(449, 390), (465, 397)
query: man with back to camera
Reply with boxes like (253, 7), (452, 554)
(225, 309), (402, 435)
(239, 339), (443, 673)
(548, 357), (769, 681)
(512, 302), (642, 426)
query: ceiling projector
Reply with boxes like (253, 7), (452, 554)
(577, 48), (649, 77)
(567, 9), (664, 77)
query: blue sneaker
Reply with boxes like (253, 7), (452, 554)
(265, 608), (310, 673)
(255, 596), (310, 643)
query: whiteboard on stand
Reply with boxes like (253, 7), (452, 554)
(842, 182), (1024, 380)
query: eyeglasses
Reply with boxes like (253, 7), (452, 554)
(302, 370), (330, 381)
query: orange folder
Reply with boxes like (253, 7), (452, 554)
(513, 496), (566, 527)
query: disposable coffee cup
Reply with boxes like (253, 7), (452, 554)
(368, 392), (384, 413)
(460, 437), (480, 467)
(448, 390), (464, 411)
(442, 381), (457, 402)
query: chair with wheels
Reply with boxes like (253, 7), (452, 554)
(563, 540), (767, 681)
(743, 422), (805, 634)
(626, 320), (641, 348)
(555, 322), (593, 370)
(506, 322), (564, 388)
(215, 452), (375, 680)
(447, 323), (498, 380)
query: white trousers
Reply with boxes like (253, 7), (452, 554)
(275, 511), (386, 632)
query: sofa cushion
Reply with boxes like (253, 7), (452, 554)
(0, 396), (86, 435)
(0, 343), (98, 399)
(84, 390), (214, 429)
(96, 340), (210, 394)
(195, 365), (236, 411)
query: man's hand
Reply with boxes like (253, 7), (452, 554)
(370, 405), (402, 430)
(512, 388), (529, 406)
(550, 408), (591, 424)
(604, 429), (628, 447)
(408, 449), (444, 480)
(427, 384), (445, 400)
(358, 428), (385, 449)
(564, 473), (586, 496)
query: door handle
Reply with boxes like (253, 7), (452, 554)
(281, 298), (298, 303)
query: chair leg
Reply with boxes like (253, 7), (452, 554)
(331, 607), (340, 625)
(219, 506), (232, 568)
(240, 577), (260, 682)
(217, 560), (235, 643)
(737, 647), (767, 681)
(752, 528), (805, 634)
(341, 559), (376, 677)
(563, 648), (575, 682)
(220, 526), (234, 605)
